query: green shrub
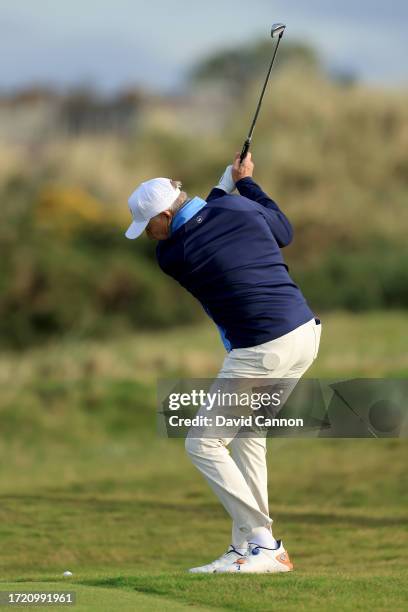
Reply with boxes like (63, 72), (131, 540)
(294, 248), (408, 312)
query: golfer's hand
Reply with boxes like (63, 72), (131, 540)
(215, 165), (235, 193)
(232, 151), (254, 183)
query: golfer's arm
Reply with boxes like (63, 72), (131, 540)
(236, 177), (293, 247)
(206, 187), (226, 201)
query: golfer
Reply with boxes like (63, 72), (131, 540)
(125, 152), (321, 573)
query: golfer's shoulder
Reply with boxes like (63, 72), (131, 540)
(207, 192), (260, 212)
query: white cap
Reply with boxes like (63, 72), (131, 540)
(125, 178), (180, 239)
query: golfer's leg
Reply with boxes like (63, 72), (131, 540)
(228, 318), (321, 545)
(185, 357), (275, 546)
(185, 435), (272, 546)
(225, 342), (293, 545)
(230, 435), (269, 546)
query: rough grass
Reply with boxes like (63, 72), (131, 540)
(1, 312), (407, 388)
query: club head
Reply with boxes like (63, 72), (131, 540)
(271, 23), (286, 38)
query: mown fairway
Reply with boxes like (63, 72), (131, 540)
(0, 312), (407, 610)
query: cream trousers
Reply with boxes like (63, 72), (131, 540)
(185, 317), (321, 548)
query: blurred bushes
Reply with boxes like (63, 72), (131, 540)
(1, 178), (203, 348)
(1, 179), (406, 348)
(294, 247), (408, 312)
(1, 63), (407, 348)
(0, 229), (203, 348)
(36, 184), (105, 234)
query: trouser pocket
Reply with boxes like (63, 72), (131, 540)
(313, 320), (322, 360)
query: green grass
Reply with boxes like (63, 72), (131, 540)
(0, 438), (407, 610)
(0, 313), (407, 610)
(1, 582), (216, 611)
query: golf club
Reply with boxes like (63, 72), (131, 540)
(240, 23), (286, 162)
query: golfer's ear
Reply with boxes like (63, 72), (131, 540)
(162, 210), (172, 219)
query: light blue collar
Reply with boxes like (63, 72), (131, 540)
(171, 196), (207, 234)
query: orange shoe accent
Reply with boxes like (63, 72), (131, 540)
(236, 558), (247, 564)
(275, 551), (293, 570)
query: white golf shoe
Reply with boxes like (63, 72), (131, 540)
(188, 545), (245, 573)
(215, 540), (293, 574)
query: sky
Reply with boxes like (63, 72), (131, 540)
(0, 0), (407, 93)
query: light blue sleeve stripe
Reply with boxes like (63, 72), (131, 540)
(215, 323), (232, 352)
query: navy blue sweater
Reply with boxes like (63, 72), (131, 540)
(156, 177), (314, 350)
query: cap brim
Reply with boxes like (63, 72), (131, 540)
(125, 219), (148, 240)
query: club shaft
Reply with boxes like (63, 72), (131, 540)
(240, 32), (283, 162)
